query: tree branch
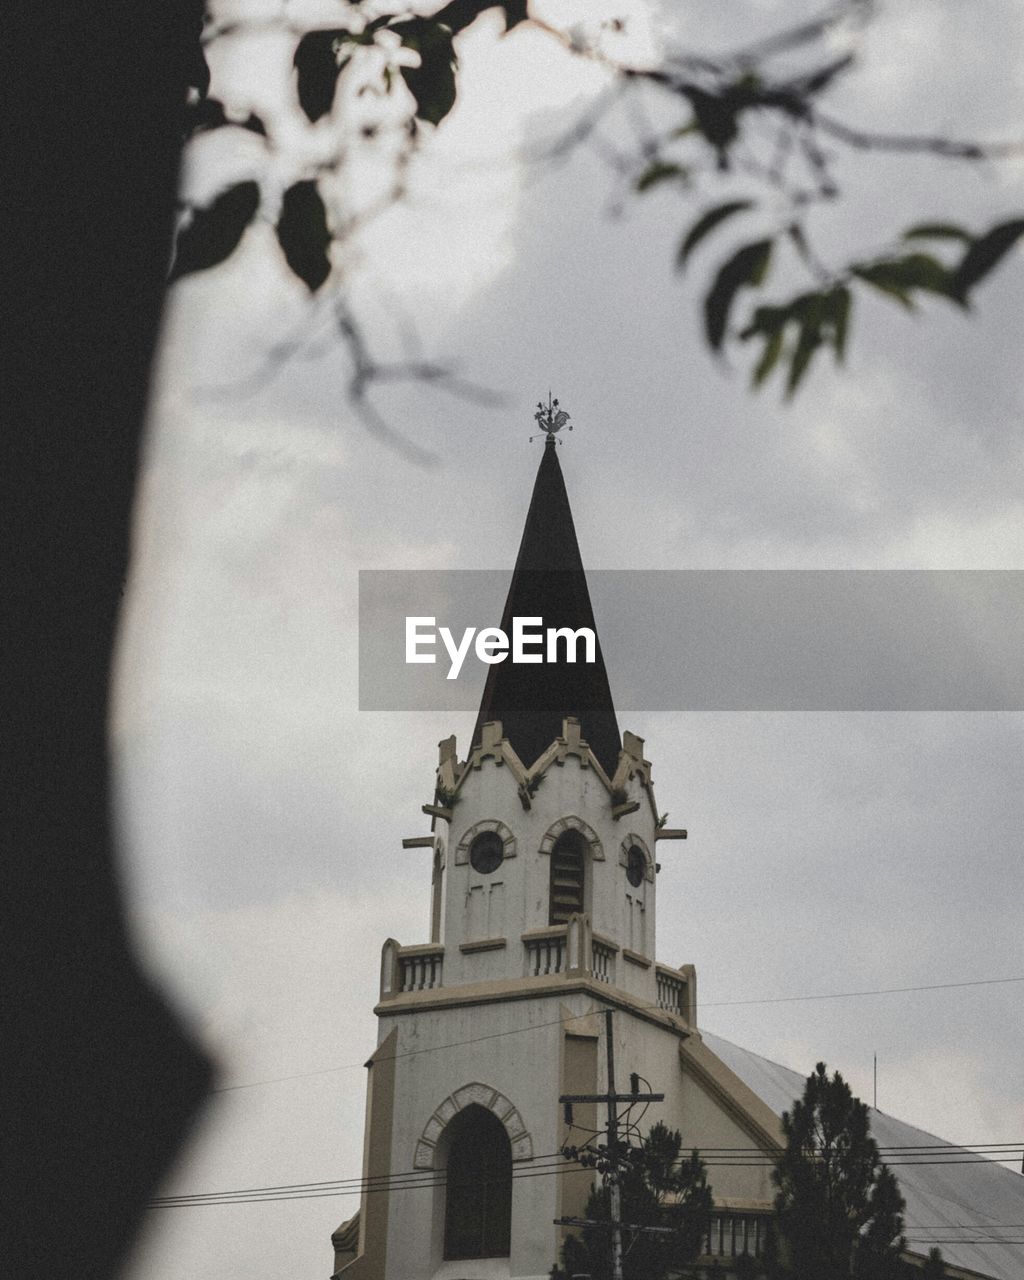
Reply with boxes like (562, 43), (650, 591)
(814, 110), (1024, 160)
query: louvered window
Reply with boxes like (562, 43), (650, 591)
(549, 829), (586, 925)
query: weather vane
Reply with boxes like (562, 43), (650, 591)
(530, 392), (572, 445)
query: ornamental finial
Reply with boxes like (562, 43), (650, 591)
(529, 391), (572, 445)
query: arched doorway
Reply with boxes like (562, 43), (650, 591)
(443, 1104), (512, 1260)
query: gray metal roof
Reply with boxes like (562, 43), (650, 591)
(702, 1031), (1024, 1280)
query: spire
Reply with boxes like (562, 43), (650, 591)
(472, 430), (621, 776)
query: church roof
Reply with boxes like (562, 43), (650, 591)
(472, 439), (621, 776)
(702, 1031), (1024, 1280)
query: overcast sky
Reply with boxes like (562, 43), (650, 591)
(114, 3), (1024, 1277)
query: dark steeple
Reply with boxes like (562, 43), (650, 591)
(472, 438), (621, 776)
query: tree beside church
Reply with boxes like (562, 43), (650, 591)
(553, 1122), (712, 1280)
(764, 1063), (911, 1280)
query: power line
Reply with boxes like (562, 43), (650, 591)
(154, 1140), (1024, 1202)
(150, 1160), (588, 1209)
(908, 1223), (1024, 1230)
(149, 1146), (1024, 1210)
(906, 1239), (1024, 1246)
(151, 1153), (570, 1202)
(210, 974), (1024, 1094)
(700, 975), (1024, 1009)
(150, 1143), (1024, 1205)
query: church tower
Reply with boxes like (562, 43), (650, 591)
(330, 409), (1024, 1280)
(332, 422), (710, 1280)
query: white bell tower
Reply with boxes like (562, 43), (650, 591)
(332, 426), (696, 1280)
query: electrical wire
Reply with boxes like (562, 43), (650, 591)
(152, 1143), (1024, 1204)
(167, 970), (1024, 1219)
(210, 973), (1024, 1095)
(149, 1144), (1024, 1210)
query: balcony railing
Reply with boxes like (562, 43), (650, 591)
(703, 1211), (771, 1260)
(379, 940), (445, 996)
(655, 963), (695, 1024)
(379, 926), (694, 1025)
(399, 948), (443, 992)
(591, 936), (615, 983)
(525, 929), (566, 976)
(656, 966), (684, 1012)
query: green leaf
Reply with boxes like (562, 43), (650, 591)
(890, 253), (953, 294)
(171, 181), (260, 280)
(738, 304), (788, 343)
(950, 216), (1024, 301)
(294, 29), (349, 122)
(740, 286), (851, 395)
(635, 160), (686, 193)
(752, 326), (785, 388)
(852, 253), (957, 308)
(684, 87), (739, 157)
(677, 200), (754, 271)
(903, 222), (970, 242)
(392, 19), (458, 125)
(824, 285), (851, 363)
(851, 264), (913, 309)
(786, 298), (825, 398)
(276, 180), (331, 292)
(703, 239), (773, 351)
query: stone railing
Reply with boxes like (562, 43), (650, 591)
(655, 963), (696, 1024)
(379, 927), (694, 1022)
(380, 939), (445, 997)
(398, 945), (444, 992)
(522, 915), (610, 979)
(523, 926), (567, 976)
(591, 935), (616, 984)
(703, 1211), (771, 1260)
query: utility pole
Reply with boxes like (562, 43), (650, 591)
(605, 1009), (624, 1280)
(556, 1008), (665, 1280)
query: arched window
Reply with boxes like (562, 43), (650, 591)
(444, 1105), (512, 1260)
(549, 828), (586, 925)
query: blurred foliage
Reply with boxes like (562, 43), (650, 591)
(173, 0), (1024, 399)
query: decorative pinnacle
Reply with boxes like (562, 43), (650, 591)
(530, 391), (572, 445)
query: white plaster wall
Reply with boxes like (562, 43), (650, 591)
(618, 954), (653, 1004)
(380, 994), (569, 1280)
(439, 751), (659, 1001)
(377, 992), (774, 1280)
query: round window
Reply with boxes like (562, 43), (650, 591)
(469, 830), (505, 875)
(625, 845), (646, 888)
